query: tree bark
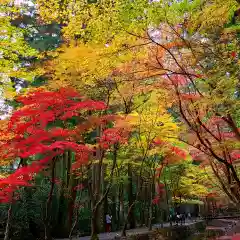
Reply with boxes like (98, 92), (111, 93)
(91, 210), (99, 240)
(67, 178), (78, 232)
(90, 144), (118, 240)
(4, 201), (13, 240)
(44, 159), (56, 240)
(164, 173), (171, 226)
(4, 159), (24, 240)
(148, 174), (155, 230)
(127, 163), (136, 229)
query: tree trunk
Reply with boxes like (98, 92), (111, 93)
(164, 173), (171, 226)
(111, 188), (117, 232)
(91, 211), (99, 240)
(4, 160), (24, 240)
(97, 163), (106, 232)
(44, 159), (56, 240)
(4, 202), (13, 240)
(119, 189), (125, 228)
(148, 184), (153, 230)
(121, 175), (145, 236)
(117, 184), (122, 230)
(127, 163), (135, 229)
(140, 202), (145, 227)
(67, 179), (78, 232)
(69, 214), (78, 240)
(90, 144), (118, 239)
(148, 174), (155, 230)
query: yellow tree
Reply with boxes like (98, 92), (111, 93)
(115, 89), (185, 233)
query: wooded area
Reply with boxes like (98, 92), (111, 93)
(0, 0), (240, 240)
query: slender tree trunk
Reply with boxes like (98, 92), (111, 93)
(148, 173), (155, 230)
(121, 148), (150, 236)
(69, 212), (79, 240)
(4, 160), (24, 240)
(164, 173), (171, 226)
(140, 202), (144, 227)
(121, 175), (145, 236)
(67, 179), (78, 231)
(90, 144), (118, 240)
(121, 202), (135, 236)
(57, 153), (67, 220)
(111, 190), (117, 232)
(160, 208), (163, 228)
(148, 184), (153, 230)
(98, 163), (106, 232)
(119, 188), (125, 228)
(91, 211), (99, 240)
(139, 180), (144, 227)
(127, 163), (135, 229)
(91, 126), (104, 236)
(44, 159), (56, 240)
(117, 184), (122, 230)
(4, 201), (13, 240)
(104, 191), (109, 226)
(121, 178), (145, 236)
(66, 151), (71, 186)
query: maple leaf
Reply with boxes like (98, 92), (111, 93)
(231, 51), (237, 58)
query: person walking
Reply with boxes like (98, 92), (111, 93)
(106, 214), (112, 232)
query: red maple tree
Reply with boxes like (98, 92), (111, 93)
(0, 87), (107, 203)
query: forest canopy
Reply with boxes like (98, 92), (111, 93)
(0, 0), (240, 240)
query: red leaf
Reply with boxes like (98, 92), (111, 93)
(0, 87), (109, 202)
(231, 51), (237, 58)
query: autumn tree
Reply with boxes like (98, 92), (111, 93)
(0, 0), (40, 99)
(56, 0), (239, 207)
(0, 87), (108, 240)
(143, 1), (240, 205)
(2, 0), (240, 239)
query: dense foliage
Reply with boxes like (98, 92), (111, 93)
(0, 0), (240, 240)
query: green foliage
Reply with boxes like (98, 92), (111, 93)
(163, 161), (210, 201)
(1, 0), (239, 239)
(0, 1), (39, 99)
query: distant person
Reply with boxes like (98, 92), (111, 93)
(176, 213), (180, 225)
(188, 212), (191, 220)
(106, 214), (112, 232)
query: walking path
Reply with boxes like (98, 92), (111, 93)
(59, 219), (202, 240)
(208, 219), (240, 240)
